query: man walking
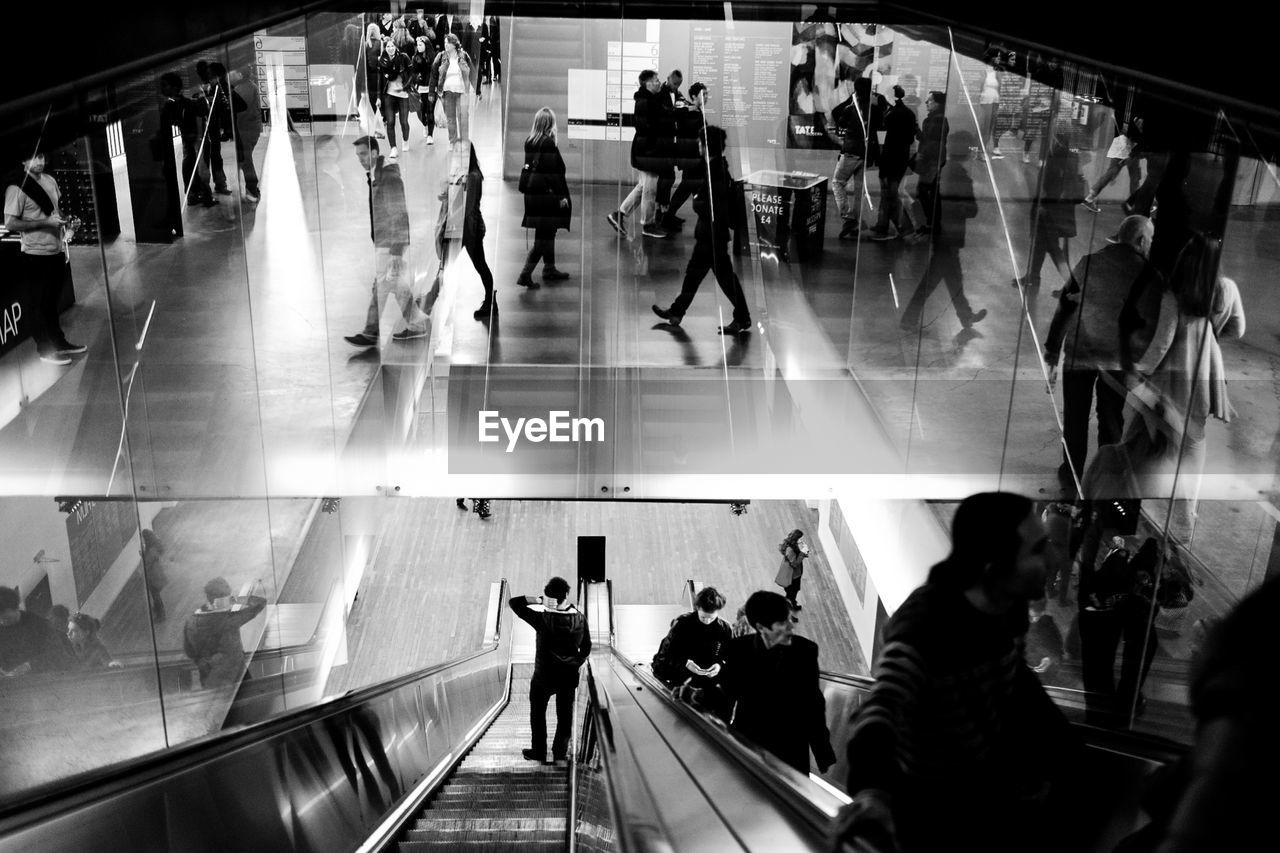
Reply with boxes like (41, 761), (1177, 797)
(830, 77), (879, 239)
(1044, 214), (1159, 491)
(660, 82), (709, 232)
(651, 125), (752, 336)
(606, 70), (670, 239)
(344, 135), (429, 348)
(510, 577), (591, 763)
(3, 151), (85, 365)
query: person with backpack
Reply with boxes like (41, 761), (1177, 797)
(650, 125), (752, 336)
(516, 107), (572, 289)
(510, 577), (592, 763)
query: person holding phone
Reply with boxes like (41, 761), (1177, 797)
(774, 529), (810, 610)
(182, 577), (267, 688)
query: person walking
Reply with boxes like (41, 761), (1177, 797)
(1013, 132), (1082, 290)
(830, 77), (880, 240)
(509, 577), (592, 763)
(651, 125), (752, 336)
(430, 34), (473, 147)
(3, 151), (85, 365)
(409, 36), (437, 145)
(377, 40), (413, 156)
(343, 136), (429, 348)
(516, 108), (572, 289)
(868, 85), (919, 241)
(435, 143), (497, 321)
(719, 591), (837, 775)
(773, 529), (810, 610)
(660, 82), (709, 232)
(913, 91), (949, 236)
(606, 69), (669, 239)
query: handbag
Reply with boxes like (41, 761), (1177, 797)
(518, 154), (537, 194)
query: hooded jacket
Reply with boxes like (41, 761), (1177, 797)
(183, 595), (267, 688)
(510, 596), (591, 684)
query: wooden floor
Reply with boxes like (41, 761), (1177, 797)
(326, 498), (865, 695)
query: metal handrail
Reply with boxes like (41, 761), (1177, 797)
(605, 579), (616, 646)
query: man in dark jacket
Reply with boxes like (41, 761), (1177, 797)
(869, 85), (919, 241)
(0, 587), (72, 676)
(830, 77), (879, 239)
(606, 69), (670, 239)
(182, 577), (267, 688)
(718, 590), (836, 775)
(651, 125), (752, 336)
(653, 586), (732, 718)
(344, 135), (429, 348)
(834, 492), (1084, 853)
(159, 72), (212, 210)
(660, 82), (708, 232)
(510, 577), (592, 762)
(900, 130), (987, 331)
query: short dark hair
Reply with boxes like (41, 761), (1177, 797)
(892, 84), (905, 100)
(703, 124), (727, 158)
(352, 135), (379, 152)
(694, 586), (726, 612)
(744, 590), (792, 629)
(49, 604), (70, 625)
(689, 82), (706, 99)
(0, 587), (19, 612)
(668, 69), (683, 80)
(928, 492), (1035, 590)
(204, 577), (232, 602)
(639, 69), (659, 84)
(160, 72), (182, 91)
(929, 90), (946, 108)
(544, 576), (571, 602)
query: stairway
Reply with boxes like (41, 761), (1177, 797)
(398, 665), (571, 851)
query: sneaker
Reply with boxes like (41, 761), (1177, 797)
(56, 341), (87, 355)
(243, 192), (260, 204)
(641, 223), (670, 238)
(38, 351), (72, 365)
(960, 308), (988, 328)
(392, 327), (427, 341)
(1022, 153), (1032, 164)
(521, 749), (547, 763)
(426, 135), (434, 145)
(651, 305), (682, 326)
(1080, 197), (1100, 213)
(402, 139), (410, 152)
(868, 229), (895, 241)
(718, 319), (752, 336)
(605, 211), (626, 235)
(344, 333), (377, 347)
(515, 274), (540, 289)
(990, 151), (1005, 160)
(389, 146), (399, 158)
(542, 268), (570, 281)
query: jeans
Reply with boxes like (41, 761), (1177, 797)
(361, 247), (428, 337)
(200, 131), (227, 192)
(831, 154), (865, 221)
(619, 170), (659, 225)
(441, 91), (468, 144)
(1125, 151), (1169, 216)
(20, 252), (69, 355)
(417, 92), (436, 136)
(521, 226), (558, 275)
(917, 178), (938, 228)
(668, 233), (750, 325)
(235, 131), (260, 195)
(529, 676), (575, 758)
(382, 95), (410, 148)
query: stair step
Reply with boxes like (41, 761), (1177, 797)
(399, 840), (561, 852)
(420, 808), (562, 820)
(406, 818), (566, 834)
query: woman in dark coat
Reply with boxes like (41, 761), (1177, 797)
(517, 107), (572, 288)
(1015, 132), (1082, 290)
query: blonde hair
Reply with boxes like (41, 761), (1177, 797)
(527, 107), (557, 145)
(365, 22), (380, 41)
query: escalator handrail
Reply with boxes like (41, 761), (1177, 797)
(0, 643), (499, 824)
(613, 649), (848, 827)
(816, 669), (1187, 766)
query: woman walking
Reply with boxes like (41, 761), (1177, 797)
(430, 33), (474, 146)
(436, 144), (496, 320)
(410, 36), (437, 145)
(378, 39), (413, 156)
(773, 529), (810, 610)
(517, 108), (572, 289)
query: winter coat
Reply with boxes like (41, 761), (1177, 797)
(510, 597), (592, 686)
(915, 114), (949, 184)
(182, 595), (267, 688)
(879, 99), (919, 176)
(0, 611), (73, 673)
(774, 541), (806, 587)
(367, 157), (410, 254)
(630, 86), (670, 172)
(520, 137), (571, 231)
(652, 611), (732, 687)
(377, 51), (412, 96)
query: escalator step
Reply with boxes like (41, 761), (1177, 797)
(399, 841), (561, 852)
(408, 818), (566, 832)
(417, 809), (563, 821)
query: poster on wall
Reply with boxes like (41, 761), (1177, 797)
(690, 22), (788, 149)
(787, 22), (890, 149)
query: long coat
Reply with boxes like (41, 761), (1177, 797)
(521, 137), (571, 231)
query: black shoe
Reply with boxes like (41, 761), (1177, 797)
(214, 187), (231, 196)
(605, 211), (626, 235)
(516, 274), (540, 289)
(344, 333), (377, 347)
(641, 223), (670, 239)
(960, 308), (988, 328)
(456, 498), (467, 510)
(660, 217), (683, 232)
(521, 749), (546, 762)
(542, 268), (570, 281)
(652, 305), (682, 326)
(868, 228), (895, 242)
(718, 319), (752, 336)
(474, 498), (492, 519)
(473, 298), (497, 320)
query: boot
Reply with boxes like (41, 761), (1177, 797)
(516, 271), (540, 289)
(473, 291), (497, 320)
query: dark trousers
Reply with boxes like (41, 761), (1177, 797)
(903, 245), (975, 324)
(656, 162), (675, 207)
(529, 677), (575, 758)
(1061, 368), (1127, 479)
(665, 166), (702, 220)
(235, 131), (260, 195)
(1125, 151), (1170, 216)
(444, 233), (495, 301)
(1116, 598), (1158, 720)
(21, 253), (69, 355)
(521, 226), (557, 275)
(669, 233), (750, 324)
(181, 137), (210, 202)
(417, 94), (436, 136)
(783, 577), (802, 604)
(917, 179), (938, 228)
(1027, 219), (1070, 284)
(382, 96), (411, 148)
(874, 168), (907, 233)
(201, 131), (227, 192)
